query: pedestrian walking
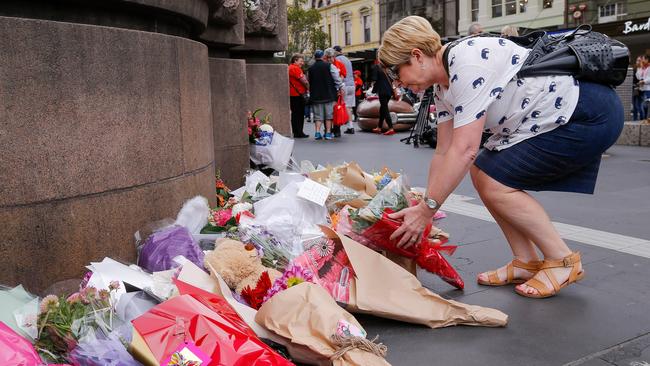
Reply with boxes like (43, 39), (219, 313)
(328, 49), (346, 137)
(379, 16), (624, 298)
(353, 70), (364, 121)
(288, 53), (310, 138)
(308, 49), (344, 140)
(371, 60), (396, 135)
(334, 45), (357, 135)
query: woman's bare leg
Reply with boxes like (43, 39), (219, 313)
(470, 166), (540, 283)
(472, 167), (581, 295)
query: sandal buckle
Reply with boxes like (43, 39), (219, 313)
(563, 257), (573, 267)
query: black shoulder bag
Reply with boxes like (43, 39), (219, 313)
(443, 25), (630, 87)
(290, 80), (310, 104)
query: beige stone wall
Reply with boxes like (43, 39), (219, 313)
(0, 16), (215, 292)
(210, 58), (250, 187)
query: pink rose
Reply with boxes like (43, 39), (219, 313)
(213, 209), (233, 226)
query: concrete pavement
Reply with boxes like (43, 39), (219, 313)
(293, 124), (650, 366)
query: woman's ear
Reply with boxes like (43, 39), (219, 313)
(411, 48), (426, 66)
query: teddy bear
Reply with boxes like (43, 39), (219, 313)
(204, 238), (282, 295)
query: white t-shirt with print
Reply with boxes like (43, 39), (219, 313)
(434, 37), (580, 151)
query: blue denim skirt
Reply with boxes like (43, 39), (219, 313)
(474, 81), (624, 194)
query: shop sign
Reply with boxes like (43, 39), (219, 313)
(622, 17), (650, 34)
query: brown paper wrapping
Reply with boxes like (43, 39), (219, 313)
(382, 251), (417, 276)
(129, 329), (158, 366)
(309, 162), (378, 200)
(338, 162), (378, 197)
(318, 226), (508, 328)
(256, 283), (391, 366)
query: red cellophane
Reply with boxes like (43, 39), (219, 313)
(362, 209), (464, 289)
(132, 280), (295, 366)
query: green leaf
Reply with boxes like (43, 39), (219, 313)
(252, 108), (264, 118)
(201, 225), (227, 233)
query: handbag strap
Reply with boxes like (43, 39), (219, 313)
(289, 78), (305, 95)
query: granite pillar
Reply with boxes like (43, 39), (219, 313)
(246, 63), (292, 137)
(0, 13), (215, 292)
(209, 58), (250, 187)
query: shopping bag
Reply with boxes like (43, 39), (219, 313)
(332, 95), (349, 126)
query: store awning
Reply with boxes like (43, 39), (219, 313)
(347, 49), (377, 62)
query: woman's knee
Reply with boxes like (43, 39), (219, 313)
(470, 165), (482, 188)
(471, 166), (514, 202)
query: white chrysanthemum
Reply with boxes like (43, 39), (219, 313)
(232, 202), (253, 216)
(259, 124), (274, 133)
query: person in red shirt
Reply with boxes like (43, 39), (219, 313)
(353, 70), (363, 121)
(288, 53), (310, 138)
(333, 57), (347, 80)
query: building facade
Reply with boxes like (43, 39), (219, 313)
(311, 0), (381, 54)
(379, 0), (458, 38)
(458, 0), (565, 35)
(567, 0), (650, 58)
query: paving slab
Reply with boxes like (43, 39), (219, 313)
(294, 124), (650, 366)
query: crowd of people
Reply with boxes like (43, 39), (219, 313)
(288, 45), (403, 140)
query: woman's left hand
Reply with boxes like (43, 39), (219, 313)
(388, 202), (435, 248)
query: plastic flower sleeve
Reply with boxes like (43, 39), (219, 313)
(0, 285), (38, 339)
(237, 218), (296, 271)
(0, 321), (43, 365)
(131, 280), (295, 366)
(361, 209), (464, 289)
(335, 206), (382, 251)
(115, 292), (157, 323)
(353, 176), (410, 232)
(249, 181), (330, 261)
(68, 325), (141, 366)
(325, 182), (363, 214)
(137, 225), (205, 273)
(250, 132), (295, 171)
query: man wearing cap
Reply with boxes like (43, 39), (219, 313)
(308, 49), (344, 140)
(334, 45), (356, 135)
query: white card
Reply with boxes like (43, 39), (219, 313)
(297, 179), (330, 207)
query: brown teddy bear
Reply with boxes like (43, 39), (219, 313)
(204, 238), (282, 295)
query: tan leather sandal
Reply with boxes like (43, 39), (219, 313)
(515, 252), (585, 299)
(477, 258), (543, 286)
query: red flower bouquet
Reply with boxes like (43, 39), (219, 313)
(240, 271), (272, 310)
(354, 209), (464, 290)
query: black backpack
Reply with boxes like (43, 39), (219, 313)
(443, 25), (630, 87)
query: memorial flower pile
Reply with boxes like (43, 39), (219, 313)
(1, 161), (510, 366)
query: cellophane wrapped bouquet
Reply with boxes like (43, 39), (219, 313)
(339, 176), (464, 289)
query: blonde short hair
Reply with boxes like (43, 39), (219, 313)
(378, 16), (442, 68)
(501, 25), (519, 37)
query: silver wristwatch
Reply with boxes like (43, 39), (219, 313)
(423, 197), (440, 211)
